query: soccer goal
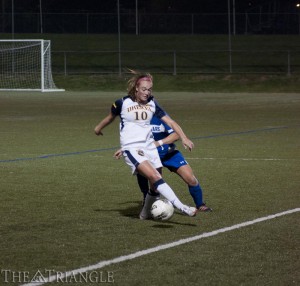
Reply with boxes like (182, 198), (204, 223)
(0, 39), (64, 92)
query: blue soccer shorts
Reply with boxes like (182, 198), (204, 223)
(161, 150), (188, 172)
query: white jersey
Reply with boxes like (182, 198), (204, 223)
(111, 95), (166, 149)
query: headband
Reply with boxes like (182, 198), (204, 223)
(137, 76), (152, 84)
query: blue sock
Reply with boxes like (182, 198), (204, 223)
(188, 184), (203, 209)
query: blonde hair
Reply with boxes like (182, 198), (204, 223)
(127, 69), (153, 100)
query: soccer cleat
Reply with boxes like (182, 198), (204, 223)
(139, 212), (151, 220)
(139, 192), (160, 219)
(141, 197), (146, 206)
(182, 206), (197, 217)
(197, 203), (212, 212)
(139, 204), (152, 220)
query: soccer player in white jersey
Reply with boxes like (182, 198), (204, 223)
(114, 115), (212, 213)
(94, 70), (197, 218)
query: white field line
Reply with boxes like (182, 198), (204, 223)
(186, 157), (296, 161)
(21, 208), (300, 286)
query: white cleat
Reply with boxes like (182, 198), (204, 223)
(139, 212), (150, 220)
(182, 206), (197, 217)
(139, 208), (152, 220)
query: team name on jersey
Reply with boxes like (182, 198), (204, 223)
(127, 104), (152, 113)
(152, 126), (160, 132)
(152, 124), (165, 133)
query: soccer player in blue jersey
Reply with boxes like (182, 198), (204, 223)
(95, 70), (197, 218)
(137, 115), (212, 212)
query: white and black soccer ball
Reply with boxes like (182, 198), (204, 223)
(150, 199), (174, 221)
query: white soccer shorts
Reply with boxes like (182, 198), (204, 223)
(123, 145), (163, 174)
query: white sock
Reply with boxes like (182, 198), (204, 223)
(140, 191), (159, 218)
(154, 179), (186, 211)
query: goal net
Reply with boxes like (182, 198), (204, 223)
(0, 39), (64, 92)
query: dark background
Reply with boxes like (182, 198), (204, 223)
(1, 0), (298, 13)
(0, 0), (299, 35)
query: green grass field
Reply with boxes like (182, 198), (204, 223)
(0, 91), (299, 285)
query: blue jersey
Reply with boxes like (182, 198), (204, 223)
(151, 116), (188, 171)
(151, 115), (176, 159)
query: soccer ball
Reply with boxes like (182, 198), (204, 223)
(150, 199), (174, 221)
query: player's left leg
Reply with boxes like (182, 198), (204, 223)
(137, 168), (163, 206)
(162, 151), (211, 211)
(136, 173), (149, 205)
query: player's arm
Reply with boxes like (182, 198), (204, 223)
(153, 132), (179, 147)
(160, 115), (194, 151)
(94, 112), (116, 136)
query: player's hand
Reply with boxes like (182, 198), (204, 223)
(182, 138), (194, 151)
(94, 126), (103, 136)
(114, 149), (123, 159)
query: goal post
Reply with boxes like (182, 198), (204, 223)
(0, 39), (64, 92)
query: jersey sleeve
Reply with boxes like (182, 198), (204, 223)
(111, 98), (123, 116)
(153, 99), (167, 118)
(163, 121), (175, 135)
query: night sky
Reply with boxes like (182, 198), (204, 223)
(5, 0), (297, 14)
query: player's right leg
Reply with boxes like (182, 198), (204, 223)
(137, 160), (197, 218)
(123, 148), (197, 218)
